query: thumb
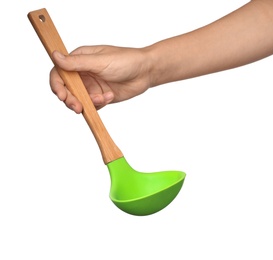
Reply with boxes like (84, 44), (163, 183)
(52, 51), (70, 69)
(52, 50), (96, 72)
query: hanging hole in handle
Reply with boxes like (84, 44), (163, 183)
(39, 15), (45, 22)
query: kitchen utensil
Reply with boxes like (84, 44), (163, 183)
(28, 8), (186, 216)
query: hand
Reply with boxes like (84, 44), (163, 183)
(50, 45), (152, 112)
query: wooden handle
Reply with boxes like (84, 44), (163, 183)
(28, 8), (123, 164)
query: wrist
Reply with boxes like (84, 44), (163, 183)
(143, 37), (186, 88)
(142, 44), (166, 88)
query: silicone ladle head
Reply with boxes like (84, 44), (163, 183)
(28, 8), (186, 216)
(108, 157), (185, 216)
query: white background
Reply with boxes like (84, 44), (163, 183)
(1, 0), (273, 259)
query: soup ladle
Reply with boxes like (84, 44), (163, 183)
(28, 8), (186, 216)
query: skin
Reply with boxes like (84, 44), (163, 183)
(50, 0), (273, 112)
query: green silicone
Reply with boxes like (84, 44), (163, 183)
(107, 157), (186, 216)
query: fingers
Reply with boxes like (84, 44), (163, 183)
(90, 92), (114, 110)
(64, 90), (83, 114)
(50, 48), (115, 112)
(49, 68), (67, 101)
(50, 67), (83, 113)
(50, 66), (114, 112)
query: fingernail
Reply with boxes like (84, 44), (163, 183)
(104, 92), (114, 102)
(55, 51), (65, 59)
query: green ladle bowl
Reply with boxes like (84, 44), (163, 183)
(108, 157), (186, 216)
(28, 8), (186, 216)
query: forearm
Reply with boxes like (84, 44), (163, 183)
(145, 0), (273, 87)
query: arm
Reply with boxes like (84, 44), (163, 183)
(50, 0), (273, 112)
(146, 0), (273, 86)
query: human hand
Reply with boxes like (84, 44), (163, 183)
(50, 45), (152, 112)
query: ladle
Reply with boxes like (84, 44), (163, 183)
(28, 8), (186, 216)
